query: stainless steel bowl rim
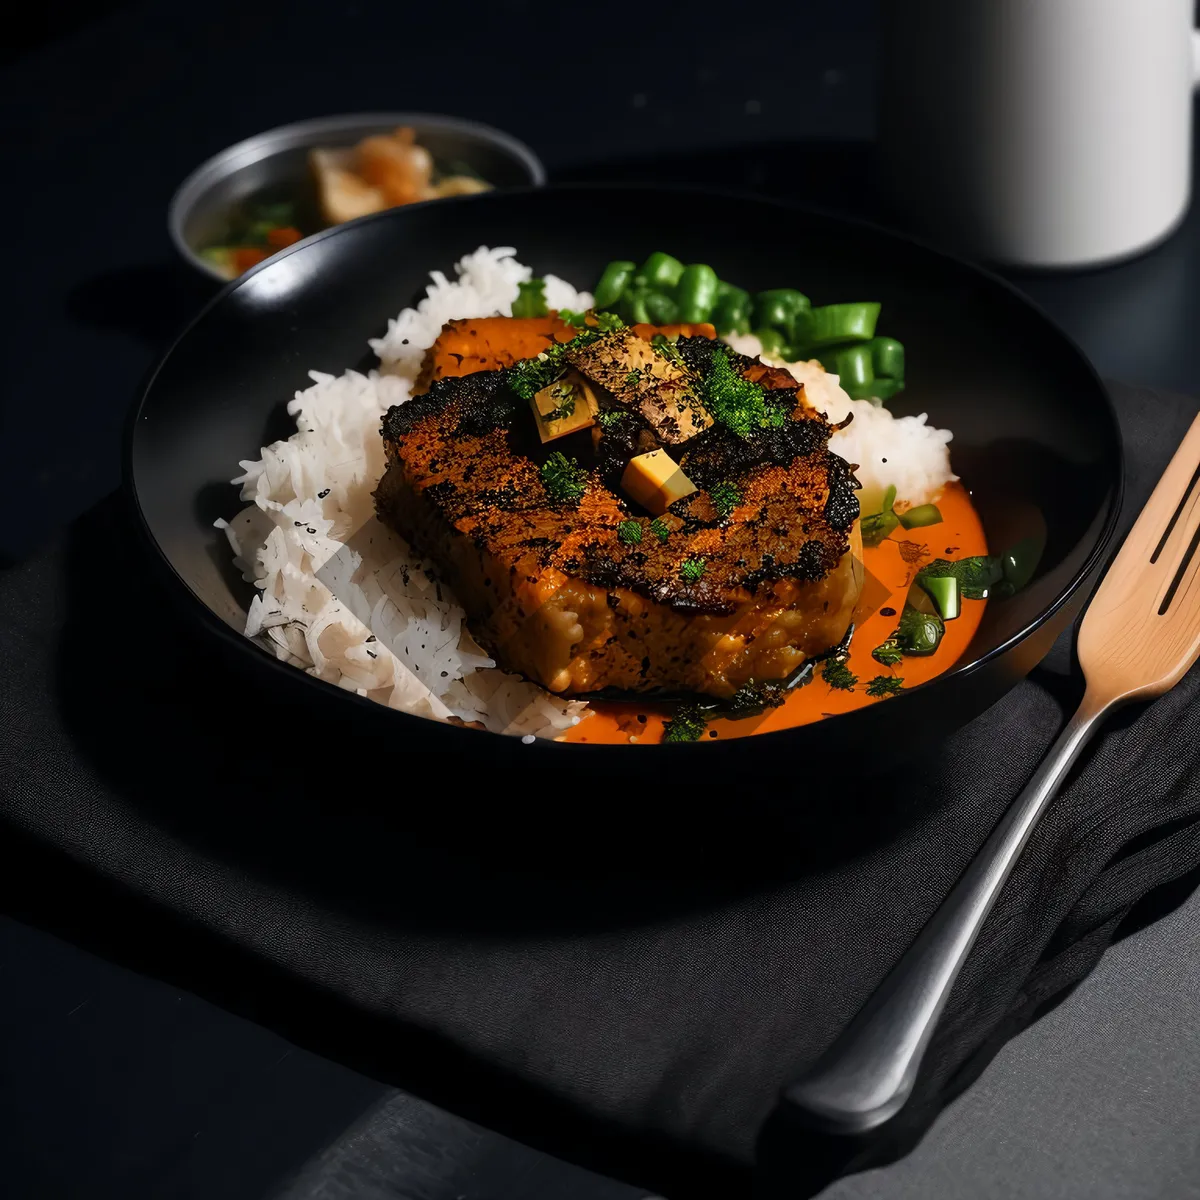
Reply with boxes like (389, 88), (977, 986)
(168, 112), (548, 281)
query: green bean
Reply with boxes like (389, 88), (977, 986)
(819, 344), (875, 391)
(620, 286), (652, 325)
(640, 252), (686, 291)
(644, 291), (680, 325)
(844, 378), (904, 403)
(675, 264), (720, 323)
(870, 336), (906, 380)
(711, 287), (751, 335)
(899, 503), (944, 530)
(593, 261), (636, 310)
(753, 288), (810, 334)
(793, 301), (881, 349)
(755, 326), (786, 358)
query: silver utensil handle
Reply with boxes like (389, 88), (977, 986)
(783, 693), (1109, 1134)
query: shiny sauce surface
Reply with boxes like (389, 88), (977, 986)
(563, 480), (988, 744)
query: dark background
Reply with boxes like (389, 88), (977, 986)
(5, 2), (1200, 1197)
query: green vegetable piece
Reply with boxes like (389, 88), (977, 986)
(822, 658), (858, 691)
(675, 264), (720, 323)
(649, 517), (671, 544)
(861, 484), (899, 548)
(871, 640), (904, 667)
(753, 289), (810, 334)
(919, 574), (960, 620)
(844, 377), (904, 404)
(700, 346), (785, 436)
(594, 261), (636, 309)
(512, 278), (548, 318)
(895, 603), (944, 655)
(539, 451), (587, 505)
(899, 503), (944, 530)
(917, 555), (1005, 601)
(680, 556), (707, 582)
(650, 332), (685, 365)
(999, 535), (1043, 593)
(662, 704), (708, 743)
(793, 301), (881, 349)
(870, 336), (906, 380)
(619, 286), (652, 325)
(819, 344), (875, 391)
(644, 291), (680, 325)
(709, 481), (742, 519)
(866, 675), (905, 698)
(755, 327), (786, 359)
(617, 520), (643, 546)
(711, 284), (752, 336)
(640, 252), (686, 290)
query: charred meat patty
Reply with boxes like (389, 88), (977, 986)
(374, 319), (862, 698)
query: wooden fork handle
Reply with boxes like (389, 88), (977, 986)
(782, 689), (1111, 1136)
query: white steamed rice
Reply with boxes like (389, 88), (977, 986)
(217, 249), (955, 739)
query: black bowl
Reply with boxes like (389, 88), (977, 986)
(127, 185), (1122, 791)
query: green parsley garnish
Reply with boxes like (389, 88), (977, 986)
(871, 640), (904, 667)
(650, 332), (685, 366)
(617, 520), (643, 546)
(512, 278), (548, 318)
(917, 555), (1008, 600)
(542, 381), (577, 421)
(700, 346), (788, 437)
(821, 658), (858, 691)
(597, 409), (628, 429)
(866, 675), (905, 698)
(649, 517), (671, 543)
(540, 452), (587, 505)
(680, 556), (707, 582)
(727, 680), (787, 716)
(710, 480), (742, 519)
(507, 321), (624, 402)
(662, 704), (708, 743)
(625, 368), (643, 387)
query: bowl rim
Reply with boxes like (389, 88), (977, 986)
(132, 182), (1126, 754)
(167, 111), (548, 281)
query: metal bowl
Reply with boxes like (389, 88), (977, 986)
(168, 112), (547, 282)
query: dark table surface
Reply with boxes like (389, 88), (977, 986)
(5, 1), (1200, 1196)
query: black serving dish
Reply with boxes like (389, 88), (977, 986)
(127, 185), (1123, 795)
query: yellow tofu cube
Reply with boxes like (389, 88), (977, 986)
(531, 372), (599, 443)
(620, 449), (697, 516)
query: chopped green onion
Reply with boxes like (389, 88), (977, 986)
(917, 555), (1005, 601)
(919, 574), (960, 620)
(899, 503), (943, 530)
(649, 517), (671, 543)
(793, 301), (881, 349)
(895, 602), (944, 655)
(819, 344), (875, 391)
(675, 264), (720, 323)
(645, 291), (680, 325)
(512, 278), (548, 318)
(640, 252), (686, 290)
(594, 261), (635, 309)
(844, 377), (904, 404)
(861, 484), (899, 548)
(755, 327), (786, 358)
(870, 336), (906, 381)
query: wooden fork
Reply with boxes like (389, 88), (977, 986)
(783, 411), (1200, 1138)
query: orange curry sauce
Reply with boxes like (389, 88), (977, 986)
(564, 480), (988, 744)
(415, 315), (988, 746)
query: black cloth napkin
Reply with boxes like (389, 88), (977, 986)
(3, 382), (1200, 1200)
